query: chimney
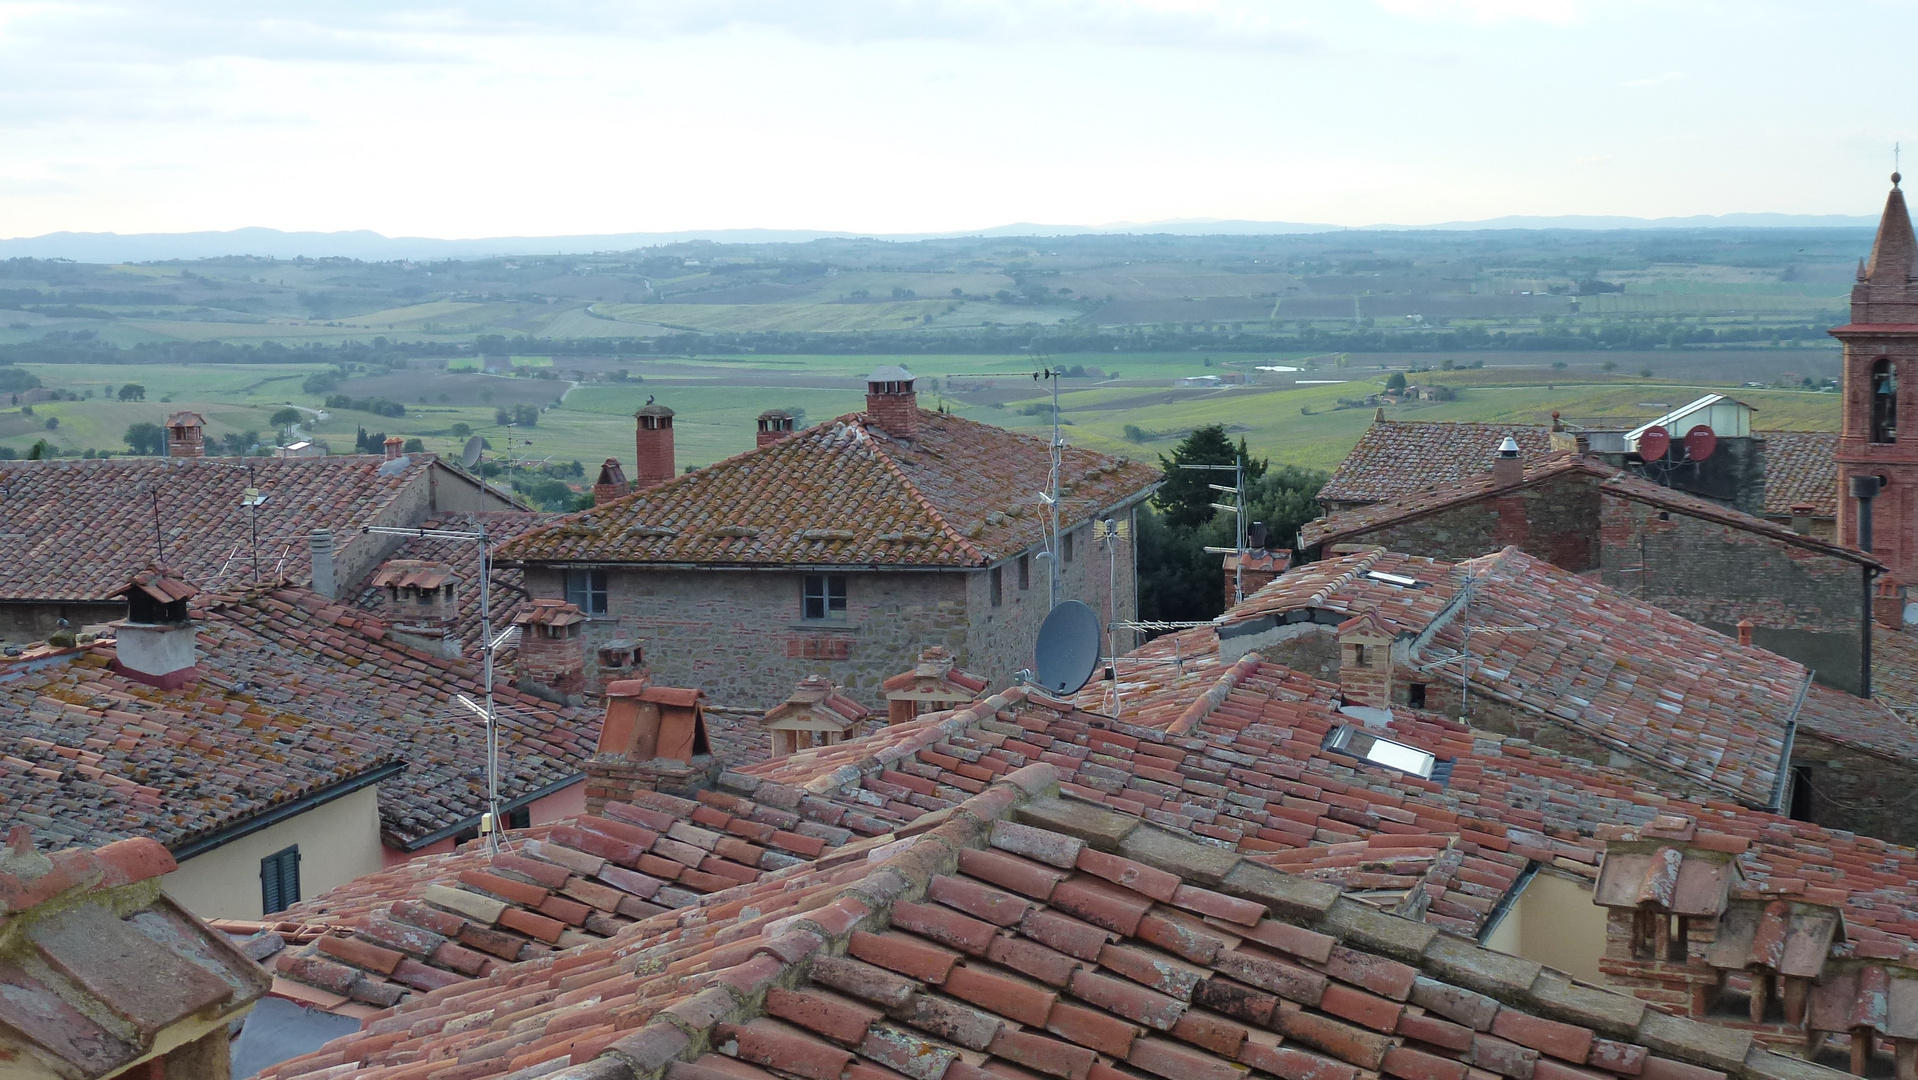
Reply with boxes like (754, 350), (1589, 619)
(1851, 474), (1882, 552)
(1336, 610), (1395, 710)
(513, 599), (587, 704)
(757, 408), (796, 448)
(1737, 618), (1754, 647)
(1790, 503), (1815, 535)
(110, 568), (201, 689)
(1223, 549), (1291, 609)
(383, 435), (405, 461)
(883, 645), (987, 724)
(865, 365), (919, 440)
(1491, 435), (1523, 487)
(165, 412), (205, 458)
(593, 458), (630, 506)
(372, 560), (462, 659)
(1875, 579), (1905, 630)
(634, 404), (675, 489)
(309, 529), (335, 599)
(586, 681), (714, 811)
(761, 675), (870, 757)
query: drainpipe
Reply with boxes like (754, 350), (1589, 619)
(1851, 475), (1880, 700)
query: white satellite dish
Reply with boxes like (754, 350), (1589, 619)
(1034, 600), (1103, 696)
(460, 436), (484, 470)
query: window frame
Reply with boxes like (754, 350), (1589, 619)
(1018, 553), (1031, 591)
(802, 574), (848, 622)
(564, 569), (609, 615)
(260, 845), (301, 915)
(1063, 529), (1074, 563)
(989, 566), (1003, 607)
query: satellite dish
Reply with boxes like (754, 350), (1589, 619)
(1637, 425), (1670, 461)
(460, 436), (484, 469)
(1034, 600), (1103, 696)
(1684, 425), (1717, 462)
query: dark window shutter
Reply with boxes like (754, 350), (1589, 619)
(261, 845), (302, 915)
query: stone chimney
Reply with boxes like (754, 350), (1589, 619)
(586, 680), (714, 811)
(1491, 435), (1523, 487)
(757, 408), (796, 448)
(865, 365), (919, 440)
(383, 435), (405, 461)
(110, 568), (201, 689)
(165, 412), (205, 458)
(372, 560), (461, 660)
(593, 458), (630, 507)
(761, 675), (870, 757)
(513, 599), (587, 704)
(634, 404), (675, 489)
(309, 529), (336, 599)
(1336, 610), (1395, 710)
(1790, 504), (1815, 535)
(1737, 618), (1755, 647)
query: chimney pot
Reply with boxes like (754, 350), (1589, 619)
(1336, 611), (1395, 710)
(309, 529), (336, 599)
(1789, 503), (1815, 535)
(757, 408), (796, 448)
(1737, 618), (1755, 647)
(865, 365), (919, 439)
(634, 405), (676, 490)
(513, 599), (587, 704)
(383, 435), (405, 461)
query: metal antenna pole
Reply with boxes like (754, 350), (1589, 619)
(152, 489), (162, 564)
(248, 463), (261, 584)
(479, 523), (498, 853)
(1047, 368), (1062, 609)
(1235, 454), (1246, 605)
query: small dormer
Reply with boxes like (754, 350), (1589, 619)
(111, 568), (201, 688)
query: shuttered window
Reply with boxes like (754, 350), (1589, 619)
(261, 845), (301, 915)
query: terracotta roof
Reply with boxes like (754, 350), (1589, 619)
(497, 410), (1160, 568)
(347, 511), (563, 653)
(0, 455), (445, 602)
(1302, 455), (1876, 570)
(118, 565), (199, 605)
(0, 829), (269, 1078)
(1759, 431), (1840, 519)
(884, 646), (991, 702)
(1318, 422), (1558, 505)
(256, 759), (1841, 1080)
(1872, 624), (1918, 711)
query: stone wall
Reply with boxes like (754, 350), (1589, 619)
(963, 508), (1140, 692)
(1337, 472), (1601, 570)
(1598, 496), (1868, 694)
(1788, 732), (1918, 847)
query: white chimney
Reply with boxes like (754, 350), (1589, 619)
(111, 569), (201, 689)
(310, 530), (335, 599)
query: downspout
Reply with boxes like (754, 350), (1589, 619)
(1768, 669), (1812, 813)
(1851, 473), (1880, 700)
(1863, 565), (1877, 700)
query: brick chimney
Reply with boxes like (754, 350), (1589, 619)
(634, 404), (675, 489)
(1592, 816), (1751, 1019)
(383, 435), (405, 461)
(165, 412), (205, 458)
(372, 560), (461, 660)
(513, 599), (587, 704)
(1223, 549), (1290, 609)
(1875, 579), (1906, 630)
(757, 408), (796, 448)
(1790, 503), (1815, 535)
(865, 365), (919, 440)
(1336, 610), (1395, 710)
(586, 680), (714, 810)
(593, 458), (630, 506)
(1737, 618), (1755, 647)
(110, 568), (201, 689)
(1491, 435), (1523, 487)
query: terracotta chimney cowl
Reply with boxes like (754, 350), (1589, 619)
(383, 435), (405, 461)
(1737, 618), (1755, 647)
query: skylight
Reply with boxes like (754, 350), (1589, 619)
(1365, 571), (1420, 588)
(1324, 725), (1438, 779)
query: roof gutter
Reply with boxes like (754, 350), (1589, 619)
(398, 771), (585, 851)
(170, 760), (404, 862)
(1769, 670), (1813, 813)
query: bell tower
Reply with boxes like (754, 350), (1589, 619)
(1833, 173), (1918, 580)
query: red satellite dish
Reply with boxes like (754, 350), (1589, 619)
(1684, 424), (1717, 462)
(1638, 425), (1670, 460)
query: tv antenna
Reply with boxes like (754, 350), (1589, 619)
(1186, 456), (1251, 604)
(1032, 599), (1103, 695)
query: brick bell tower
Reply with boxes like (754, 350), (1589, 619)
(1833, 173), (1918, 581)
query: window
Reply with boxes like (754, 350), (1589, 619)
(507, 805), (531, 830)
(1407, 683), (1427, 708)
(1324, 726), (1436, 779)
(1018, 554), (1031, 591)
(802, 575), (847, 621)
(989, 566), (1003, 607)
(260, 845), (301, 915)
(1789, 764), (1815, 821)
(1873, 358), (1899, 444)
(565, 569), (608, 615)
(1063, 530), (1075, 563)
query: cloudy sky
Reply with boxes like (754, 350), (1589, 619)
(0, 1), (1909, 238)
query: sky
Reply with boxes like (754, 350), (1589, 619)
(0, 0), (1912, 239)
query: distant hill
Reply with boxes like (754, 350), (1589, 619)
(0, 213), (1879, 263)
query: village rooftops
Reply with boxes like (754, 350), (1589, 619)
(253, 749), (1851, 1080)
(496, 408), (1161, 568)
(1317, 418), (1839, 520)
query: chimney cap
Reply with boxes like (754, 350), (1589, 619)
(116, 566), (198, 605)
(1497, 436), (1521, 458)
(165, 411), (205, 429)
(758, 407), (795, 420)
(1851, 474), (1884, 500)
(636, 403), (675, 418)
(866, 364), (916, 385)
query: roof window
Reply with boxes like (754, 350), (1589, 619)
(1324, 725), (1437, 779)
(1365, 571), (1421, 588)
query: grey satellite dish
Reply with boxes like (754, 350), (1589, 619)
(460, 436), (484, 469)
(1034, 600), (1103, 696)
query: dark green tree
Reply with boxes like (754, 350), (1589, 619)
(117, 383), (145, 401)
(124, 422), (166, 455)
(1152, 424), (1267, 532)
(270, 407), (302, 430)
(1384, 371), (1407, 392)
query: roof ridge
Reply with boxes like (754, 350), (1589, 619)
(1166, 653), (1261, 736)
(859, 419), (994, 567)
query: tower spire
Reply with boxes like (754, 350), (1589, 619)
(1866, 172), (1917, 286)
